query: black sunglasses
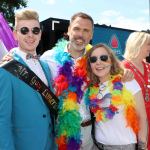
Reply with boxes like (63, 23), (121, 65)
(18, 27), (41, 35)
(89, 55), (109, 63)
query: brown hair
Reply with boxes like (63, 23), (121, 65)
(70, 12), (94, 29)
(86, 43), (124, 84)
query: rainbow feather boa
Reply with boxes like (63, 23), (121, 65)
(53, 39), (89, 150)
(84, 75), (139, 134)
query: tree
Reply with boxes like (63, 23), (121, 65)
(0, 0), (28, 26)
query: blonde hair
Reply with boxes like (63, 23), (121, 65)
(124, 31), (150, 60)
(86, 43), (124, 84)
(14, 9), (39, 29)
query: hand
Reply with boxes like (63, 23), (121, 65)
(137, 141), (147, 150)
(121, 69), (134, 82)
(1, 52), (13, 62)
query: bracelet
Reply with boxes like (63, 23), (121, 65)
(138, 141), (147, 150)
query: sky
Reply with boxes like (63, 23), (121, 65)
(25, 0), (149, 31)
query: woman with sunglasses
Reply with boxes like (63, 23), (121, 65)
(85, 43), (147, 150)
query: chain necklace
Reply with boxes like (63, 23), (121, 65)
(126, 60), (150, 102)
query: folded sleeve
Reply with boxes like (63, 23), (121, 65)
(124, 79), (141, 95)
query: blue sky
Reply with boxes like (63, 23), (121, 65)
(25, 0), (149, 31)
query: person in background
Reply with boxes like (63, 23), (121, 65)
(41, 12), (134, 150)
(85, 43), (147, 150)
(123, 31), (150, 149)
(0, 9), (56, 150)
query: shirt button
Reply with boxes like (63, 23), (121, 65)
(43, 114), (46, 118)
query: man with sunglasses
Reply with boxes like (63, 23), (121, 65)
(0, 9), (57, 150)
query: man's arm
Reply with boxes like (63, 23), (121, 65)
(120, 60), (134, 82)
(0, 69), (15, 150)
(0, 48), (15, 63)
(122, 68), (134, 82)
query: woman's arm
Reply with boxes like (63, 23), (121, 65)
(135, 90), (148, 150)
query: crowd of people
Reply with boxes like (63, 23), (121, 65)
(0, 8), (149, 150)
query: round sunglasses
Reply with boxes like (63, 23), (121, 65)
(89, 55), (109, 63)
(17, 27), (41, 35)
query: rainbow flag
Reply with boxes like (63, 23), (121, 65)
(0, 13), (17, 60)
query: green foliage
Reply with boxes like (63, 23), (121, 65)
(0, 0), (28, 26)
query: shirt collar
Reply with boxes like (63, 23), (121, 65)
(13, 47), (37, 60)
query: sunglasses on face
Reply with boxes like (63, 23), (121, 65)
(18, 27), (41, 35)
(89, 55), (109, 63)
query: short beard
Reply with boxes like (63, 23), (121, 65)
(69, 41), (86, 51)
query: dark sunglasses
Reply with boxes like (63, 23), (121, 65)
(89, 55), (109, 63)
(18, 27), (41, 35)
